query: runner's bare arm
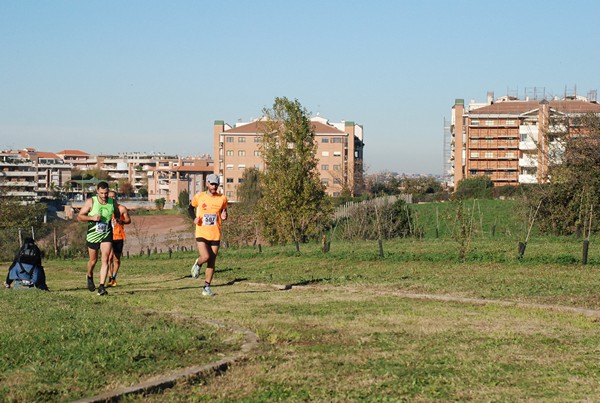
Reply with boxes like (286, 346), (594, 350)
(120, 206), (131, 224)
(77, 198), (99, 222)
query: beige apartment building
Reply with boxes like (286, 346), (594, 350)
(56, 149), (98, 171)
(147, 157), (214, 203)
(0, 148), (72, 200)
(213, 116), (364, 201)
(449, 91), (600, 189)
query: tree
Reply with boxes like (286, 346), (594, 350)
(118, 180), (135, 196)
(237, 167), (262, 206)
(453, 176), (494, 200)
(178, 190), (189, 210)
(257, 97), (333, 244)
(528, 112), (600, 235)
(83, 167), (110, 181)
(155, 197), (166, 211)
(0, 194), (47, 260)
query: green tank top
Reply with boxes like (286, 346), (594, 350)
(86, 196), (115, 243)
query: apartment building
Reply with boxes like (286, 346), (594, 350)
(56, 149), (98, 171)
(0, 148), (72, 200)
(449, 90), (600, 189)
(147, 157), (214, 203)
(213, 116), (364, 201)
(97, 152), (184, 194)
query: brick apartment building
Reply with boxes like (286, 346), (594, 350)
(213, 116), (364, 201)
(1, 148), (214, 202)
(449, 90), (600, 189)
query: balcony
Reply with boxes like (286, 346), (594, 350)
(519, 157), (538, 167)
(0, 170), (36, 177)
(0, 181), (37, 187)
(4, 191), (37, 197)
(519, 140), (537, 150)
(519, 174), (538, 184)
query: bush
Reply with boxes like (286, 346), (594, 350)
(336, 198), (412, 241)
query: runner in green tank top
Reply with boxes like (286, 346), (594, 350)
(86, 195), (115, 243)
(77, 181), (115, 296)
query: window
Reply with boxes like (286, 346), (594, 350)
(238, 164), (246, 170)
(226, 137), (234, 143)
(254, 150), (261, 157)
(321, 178), (329, 185)
(505, 152), (515, 159)
(506, 120), (515, 125)
(470, 152), (479, 158)
(321, 164), (329, 170)
(226, 178), (234, 183)
(333, 151), (342, 157)
(469, 169), (478, 175)
(333, 178), (341, 184)
(226, 150), (233, 156)
(238, 137), (246, 143)
(485, 152), (494, 159)
(471, 120), (480, 126)
(226, 191), (233, 198)
(321, 138), (329, 143)
(333, 164), (341, 171)
(322, 151), (330, 157)
(485, 120), (494, 126)
(254, 136), (262, 143)
(238, 150), (246, 156)
(226, 164), (234, 170)
(332, 138), (343, 143)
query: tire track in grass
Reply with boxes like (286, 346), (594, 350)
(244, 280), (600, 319)
(74, 280), (600, 401)
(73, 314), (258, 403)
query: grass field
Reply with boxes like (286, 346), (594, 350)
(2, 226), (600, 401)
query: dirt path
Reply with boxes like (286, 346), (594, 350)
(125, 215), (195, 254)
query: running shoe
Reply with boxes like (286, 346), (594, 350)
(191, 258), (201, 279)
(97, 284), (108, 296)
(202, 286), (214, 297)
(87, 276), (96, 292)
(107, 277), (117, 287)
(3, 281), (10, 289)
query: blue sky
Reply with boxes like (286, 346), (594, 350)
(1, 0), (599, 175)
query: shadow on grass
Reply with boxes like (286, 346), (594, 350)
(51, 268), (237, 293)
(288, 277), (331, 287)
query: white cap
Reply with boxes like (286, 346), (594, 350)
(206, 173), (220, 184)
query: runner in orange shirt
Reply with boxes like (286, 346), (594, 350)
(188, 173), (228, 296)
(107, 190), (131, 287)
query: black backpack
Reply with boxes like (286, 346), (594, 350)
(17, 239), (42, 267)
(6, 238), (47, 290)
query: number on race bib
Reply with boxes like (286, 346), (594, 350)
(96, 222), (109, 233)
(203, 214), (217, 226)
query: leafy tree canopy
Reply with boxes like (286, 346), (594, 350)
(257, 97), (333, 244)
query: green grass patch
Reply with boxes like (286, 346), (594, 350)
(2, 232), (600, 401)
(0, 290), (238, 401)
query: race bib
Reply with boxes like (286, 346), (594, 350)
(203, 213), (217, 226)
(96, 222), (110, 233)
